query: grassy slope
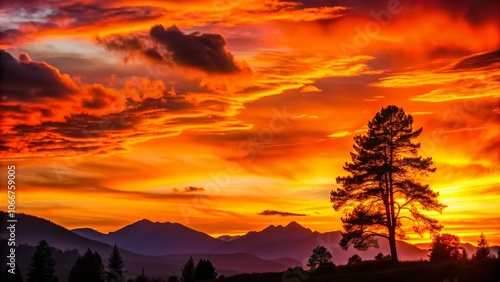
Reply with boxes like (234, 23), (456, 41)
(209, 259), (499, 282)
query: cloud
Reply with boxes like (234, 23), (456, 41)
(371, 50), (500, 102)
(0, 50), (78, 103)
(173, 186), (206, 193)
(0, 51), (254, 159)
(300, 85), (322, 93)
(258, 210), (307, 217)
(328, 131), (350, 138)
(453, 50), (500, 70)
(0, 1), (166, 47)
(98, 25), (250, 75)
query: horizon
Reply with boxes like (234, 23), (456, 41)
(1, 0), (499, 253)
(9, 210), (497, 247)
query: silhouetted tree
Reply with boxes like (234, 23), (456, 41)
(307, 246), (333, 270)
(107, 244), (127, 282)
(5, 264), (23, 282)
(27, 240), (58, 282)
(429, 233), (464, 262)
(331, 105), (446, 262)
(474, 233), (491, 259)
(68, 249), (106, 282)
(180, 257), (195, 282)
(193, 259), (217, 281)
(347, 254), (362, 265)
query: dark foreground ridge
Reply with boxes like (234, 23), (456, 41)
(209, 259), (499, 282)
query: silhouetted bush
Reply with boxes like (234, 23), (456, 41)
(168, 276), (179, 282)
(347, 254), (362, 265)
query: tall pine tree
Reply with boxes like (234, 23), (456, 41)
(474, 233), (491, 259)
(107, 244), (127, 282)
(180, 257), (195, 282)
(27, 240), (58, 282)
(331, 105), (446, 262)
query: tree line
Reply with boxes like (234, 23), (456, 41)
(2, 240), (217, 282)
(304, 232), (498, 277)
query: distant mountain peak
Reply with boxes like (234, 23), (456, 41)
(137, 218), (154, 224)
(285, 221), (303, 228)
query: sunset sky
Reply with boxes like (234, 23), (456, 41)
(1, 0), (499, 245)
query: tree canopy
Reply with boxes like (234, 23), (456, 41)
(307, 246), (334, 271)
(428, 233), (466, 262)
(193, 259), (217, 281)
(347, 254), (362, 265)
(331, 105), (446, 262)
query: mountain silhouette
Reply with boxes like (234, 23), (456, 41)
(216, 235), (241, 242)
(1, 212), (302, 277)
(75, 219), (223, 255)
(0, 212), (184, 278)
(73, 218), (428, 264)
(7, 210), (478, 275)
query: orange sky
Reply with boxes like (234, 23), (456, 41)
(1, 0), (499, 246)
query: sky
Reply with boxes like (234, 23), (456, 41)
(0, 0), (499, 245)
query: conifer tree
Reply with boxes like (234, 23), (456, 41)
(180, 257), (195, 282)
(68, 249), (106, 282)
(27, 240), (58, 282)
(107, 244), (127, 282)
(331, 105), (446, 262)
(474, 233), (491, 259)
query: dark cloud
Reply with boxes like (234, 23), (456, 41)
(0, 50), (78, 103)
(0, 2), (165, 46)
(99, 25), (247, 74)
(82, 85), (117, 109)
(258, 210), (307, 217)
(173, 186), (205, 193)
(286, 0), (500, 26)
(453, 50), (500, 70)
(52, 3), (165, 26)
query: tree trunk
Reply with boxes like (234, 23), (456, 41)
(389, 227), (399, 262)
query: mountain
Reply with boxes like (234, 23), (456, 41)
(208, 222), (426, 264)
(217, 235), (241, 242)
(1, 212), (302, 279)
(71, 227), (107, 242)
(73, 218), (428, 264)
(209, 221), (313, 255)
(75, 219), (224, 255)
(0, 212), (187, 279)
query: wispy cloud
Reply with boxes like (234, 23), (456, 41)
(258, 210), (308, 217)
